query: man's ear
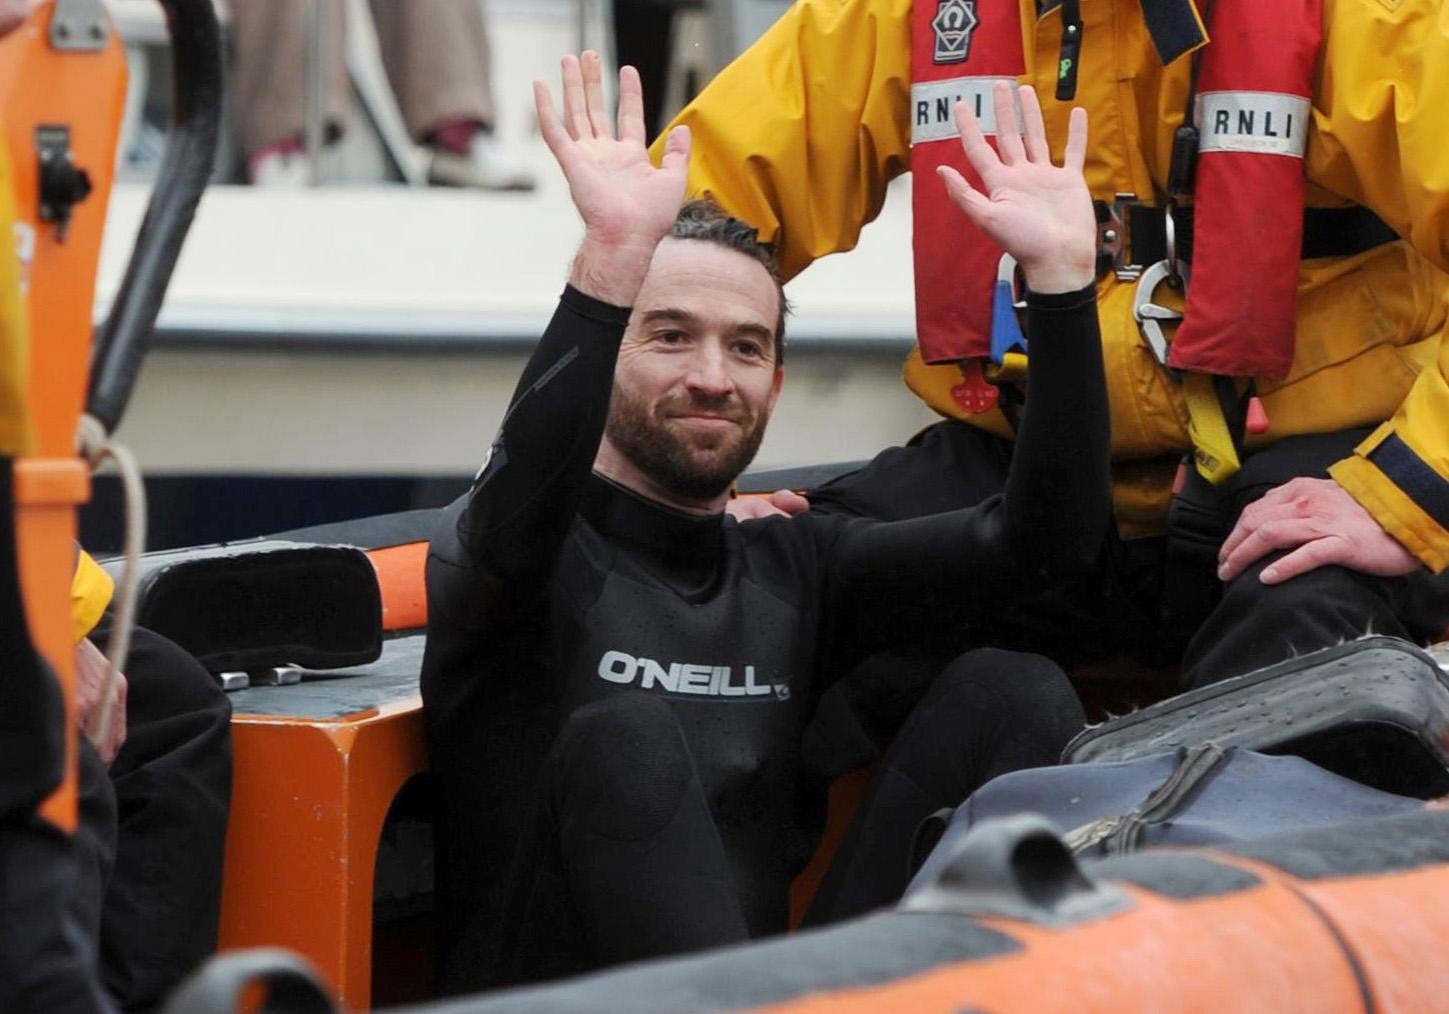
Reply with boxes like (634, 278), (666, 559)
(767, 367), (785, 414)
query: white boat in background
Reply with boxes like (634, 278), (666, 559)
(86, 0), (930, 550)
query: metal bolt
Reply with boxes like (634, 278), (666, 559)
(54, 20), (70, 38)
(88, 24), (104, 41)
(1103, 229), (1118, 243)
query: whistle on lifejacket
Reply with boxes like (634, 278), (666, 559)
(990, 253), (1028, 366)
(951, 358), (1001, 415)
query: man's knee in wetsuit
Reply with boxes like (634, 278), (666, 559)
(920, 649), (1088, 781)
(547, 695), (701, 841)
(489, 695), (751, 987)
(807, 421), (1012, 522)
(805, 648), (1086, 925)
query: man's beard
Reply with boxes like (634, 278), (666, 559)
(605, 384), (770, 501)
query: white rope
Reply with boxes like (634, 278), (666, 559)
(76, 413), (146, 752)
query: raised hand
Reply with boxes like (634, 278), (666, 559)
(938, 83), (1095, 294)
(535, 52), (691, 304)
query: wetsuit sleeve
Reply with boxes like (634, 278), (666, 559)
(648, 0), (912, 282)
(424, 287), (630, 642)
(822, 287), (1110, 651)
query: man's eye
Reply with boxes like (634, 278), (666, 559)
(655, 330), (686, 345)
(734, 340), (765, 359)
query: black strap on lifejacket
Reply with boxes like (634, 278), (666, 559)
(1125, 203), (1398, 269)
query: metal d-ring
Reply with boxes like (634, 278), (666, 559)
(1132, 258), (1191, 364)
(1164, 202), (1182, 288)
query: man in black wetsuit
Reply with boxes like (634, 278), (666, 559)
(422, 58), (1109, 992)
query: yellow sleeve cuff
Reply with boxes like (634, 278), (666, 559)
(1330, 446), (1449, 574)
(71, 550), (115, 643)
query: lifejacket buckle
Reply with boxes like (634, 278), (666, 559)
(1132, 259), (1191, 364)
(1097, 197), (1130, 280)
(1104, 193), (1141, 281)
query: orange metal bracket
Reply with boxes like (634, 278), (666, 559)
(2, 1), (126, 831)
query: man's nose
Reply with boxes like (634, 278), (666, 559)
(683, 344), (735, 397)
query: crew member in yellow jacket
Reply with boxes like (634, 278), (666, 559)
(654, 0), (1449, 686)
(68, 549), (234, 1009)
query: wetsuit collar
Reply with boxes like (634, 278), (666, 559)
(582, 473), (724, 591)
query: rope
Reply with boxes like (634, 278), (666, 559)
(76, 413), (146, 752)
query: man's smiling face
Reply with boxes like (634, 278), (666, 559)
(598, 237), (784, 509)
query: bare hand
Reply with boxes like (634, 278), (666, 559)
(726, 489), (810, 522)
(0, 0), (29, 37)
(937, 83), (1094, 294)
(76, 638), (127, 766)
(1217, 477), (1420, 585)
(534, 53), (691, 269)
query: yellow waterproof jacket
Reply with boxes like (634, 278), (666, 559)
(71, 548), (113, 644)
(655, 0), (1449, 568)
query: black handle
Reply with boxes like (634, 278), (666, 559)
(86, 0), (223, 433)
(902, 814), (1131, 926)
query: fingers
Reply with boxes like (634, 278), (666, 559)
(726, 496), (788, 521)
(617, 64), (647, 144)
(582, 50), (611, 139)
(1018, 85), (1050, 163)
(1218, 517), (1326, 581)
(1259, 540), (1339, 585)
(1217, 507), (1254, 565)
(534, 79), (570, 163)
(1218, 478), (1315, 564)
(952, 100), (999, 184)
(937, 165), (989, 218)
(992, 80), (1025, 165)
(1064, 106), (1088, 171)
(109, 675), (129, 764)
(659, 123), (692, 173)
(560, 53), (590, 141)
(768, 489), (811, 516)
(1218, 488), (1283, 564)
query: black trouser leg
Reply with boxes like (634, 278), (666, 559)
(1175, 429), (1449, 689)
(69, 740), (117, 959)
(85, 623), (232, 1013)
(0, 814), (117, 1014)
(803, 649), (1086, 925)
(1181, 558), (1449, 689)
(487, 695), (749, 988)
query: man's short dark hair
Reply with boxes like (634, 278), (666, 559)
(670, 199), (790, 362)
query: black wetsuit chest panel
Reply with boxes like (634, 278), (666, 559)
(549, 482), (831, 886)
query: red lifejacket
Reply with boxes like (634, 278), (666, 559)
(909, 0), (1322, 390)
(1169, 0), (1321, 380)
(909, 0), (1025, 368)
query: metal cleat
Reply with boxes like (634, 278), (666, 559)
(1132, 259), (1191, 364)
(252, 666), (303, 687)
(218, 671), (250, 692)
